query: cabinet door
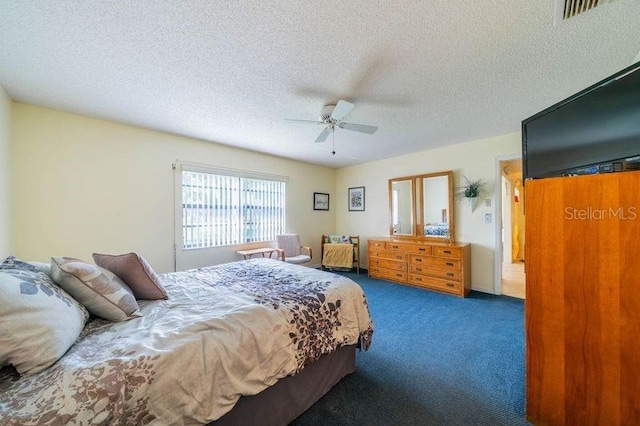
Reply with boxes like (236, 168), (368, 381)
(526, 172), (640, 425)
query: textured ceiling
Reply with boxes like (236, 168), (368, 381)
(2, 1), (640, 168)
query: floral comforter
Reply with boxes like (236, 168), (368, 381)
(0, 259), (373, 425)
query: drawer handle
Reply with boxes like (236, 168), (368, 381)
(391, 245), (399, 249)
(396, 273), (403, 277)
(446, 272), (454, 277)
(416, 267), (422, 272)
(415, 277), (422, 281)
(396, 255), (403, 260)
(414, 258), (422, 262)
(443, 250), (451, 254)
(418, 248), (426, 252)
(446, 283), (455, 288)
(446, 262), (454, 266)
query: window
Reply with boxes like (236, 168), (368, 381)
(178, 163), (286, 249)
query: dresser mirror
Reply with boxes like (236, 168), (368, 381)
(389, 170), (454, 241)
(389, 178), (415, 235)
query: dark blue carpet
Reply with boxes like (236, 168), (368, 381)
(292, 271), (529, 426)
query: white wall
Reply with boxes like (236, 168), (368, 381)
(10, 104), (335, 272)
(0, 86), (11, 259)
(336, 132), (521, 293)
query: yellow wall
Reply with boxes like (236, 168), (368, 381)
(9, 101), (523, 292)
(0, 86), (10, 258)
(509, 174), (525, 261)
(10, 104), (335, 272)
(335, 133), (522, 293)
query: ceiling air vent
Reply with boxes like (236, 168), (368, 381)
(559, 0), (614, 20)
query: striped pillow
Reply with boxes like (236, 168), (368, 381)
(50, 257), (141, 322)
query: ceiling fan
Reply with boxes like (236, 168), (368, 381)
(285, 100), (378, 152)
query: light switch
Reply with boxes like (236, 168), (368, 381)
(484, 213), (492, 223)
(485, 198), (491, 207)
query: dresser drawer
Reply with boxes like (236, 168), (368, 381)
(369, 250), (407, 262)
(404, 244), (432, 255)
(432, 246), (462, 259)
(370, 267), (407, 282)
(410, 265), (461, 280)
(386, 242), (417, 252)
(369, 240), (386, 251)
(370, 258), (407, 271)
(409, 255), (460, 270)
(408, 274), (461, 293)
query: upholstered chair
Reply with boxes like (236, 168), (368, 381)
(275, 234), (312, 264)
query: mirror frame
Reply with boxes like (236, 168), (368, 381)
(388, 170), (455, 242)
(388, 177), (416, 236)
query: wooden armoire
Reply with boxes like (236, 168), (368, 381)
(525, 171), (640, 425)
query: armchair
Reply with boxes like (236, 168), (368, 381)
(275, 234), (312, 264)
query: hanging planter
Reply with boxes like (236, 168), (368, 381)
(465, 195), (478, 209)
(455, 176), (487, 211)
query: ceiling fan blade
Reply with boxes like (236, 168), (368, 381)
(315, 128), (331, 143)
(285, 119), (323, 125)
(339, 122), (378, 134)
(330, 100), (355, 121)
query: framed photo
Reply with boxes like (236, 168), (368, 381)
(313, 192), (330, 211)
(348, 186), (365, 211)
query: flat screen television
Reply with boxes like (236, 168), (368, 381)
(522, 61), (640, 180)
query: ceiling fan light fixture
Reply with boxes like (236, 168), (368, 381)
(320, 104), (336, 122)
(285, 99), (378, 155)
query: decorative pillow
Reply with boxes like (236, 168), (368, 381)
(0, 256), (88, 375)
(50, 257), (141, 322)
(26, 260), (52, 278)
(92, 252), (167, 300)
(328, 234), (351, 244)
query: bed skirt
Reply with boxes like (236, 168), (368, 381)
(212, 344), (357, 425)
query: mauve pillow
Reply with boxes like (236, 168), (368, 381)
(92, 252), (167, 300)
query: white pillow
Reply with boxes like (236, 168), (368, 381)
(50, 257), (141, 322)
(0, 256), (89, 375)
(26, 260), (52, 278)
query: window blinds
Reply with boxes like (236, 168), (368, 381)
(176, 162), (286, 249)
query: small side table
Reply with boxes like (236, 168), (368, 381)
(236, 247), (283, 260)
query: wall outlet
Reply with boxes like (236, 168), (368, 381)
(484, 213), (492, 223)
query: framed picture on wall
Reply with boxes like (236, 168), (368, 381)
(348, 186), (365, 211)
(314, 192), (330, 211)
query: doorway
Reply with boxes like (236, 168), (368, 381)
(494, 155), (526, 299)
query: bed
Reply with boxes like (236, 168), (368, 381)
(0, 258), (374, 425)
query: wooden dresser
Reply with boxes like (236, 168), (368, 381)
(368, 238), (471, 297)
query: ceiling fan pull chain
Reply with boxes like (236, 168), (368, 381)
(332, 127), (336, 155)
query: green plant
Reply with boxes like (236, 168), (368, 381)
(455, 176), (486, 202)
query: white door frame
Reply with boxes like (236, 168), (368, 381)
(494, 153), (522, 295)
